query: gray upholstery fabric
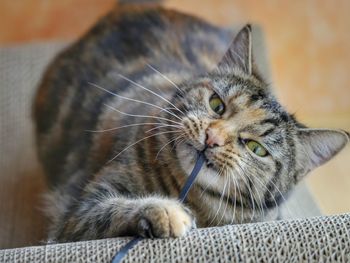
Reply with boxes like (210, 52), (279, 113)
(1, 213), (349, 262)
(0, 42), (68, 249)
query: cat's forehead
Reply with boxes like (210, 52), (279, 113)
(208, 73), (267, 97)
(191, 73), (289, 118)
(191, 74), (292, 134)
(197, 74), (270, 108)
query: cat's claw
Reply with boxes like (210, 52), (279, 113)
(137, 200), (195, 238)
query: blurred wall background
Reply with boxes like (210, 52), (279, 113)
(0, 0), (349, 214)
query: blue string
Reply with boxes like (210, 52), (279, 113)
(178, 152), (206, 202)
(111, 152), (205, 263)
(111, 237), (143, 263)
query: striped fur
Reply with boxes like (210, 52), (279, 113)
(33, 5), (349, 242)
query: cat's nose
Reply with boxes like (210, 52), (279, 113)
(205, 128), (225, 148)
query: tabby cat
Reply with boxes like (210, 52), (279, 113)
(33, 4), (349, 242)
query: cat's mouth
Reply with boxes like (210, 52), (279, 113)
(203, 151), (219, 171)
(205, 159), (215, 169)
(202, 151), (215, 169)
(185, 142), (217, 170)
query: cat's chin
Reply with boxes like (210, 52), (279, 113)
(176, 143), (228, 194)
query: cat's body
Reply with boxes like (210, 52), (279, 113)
(34, 4), (349, 242)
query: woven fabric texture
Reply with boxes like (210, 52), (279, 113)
(1, 213), (349, 263)
(0, 42), (68, 249)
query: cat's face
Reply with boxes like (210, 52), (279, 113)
(176, 74), (293, 208)
(172, 25), (349, 219)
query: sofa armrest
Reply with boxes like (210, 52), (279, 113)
(1, 213), (349, 263)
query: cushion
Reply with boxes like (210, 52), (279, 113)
(1, 213), (349, 262)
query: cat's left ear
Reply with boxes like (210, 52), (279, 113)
(297, 128), (349, 174)
(217, 24), (253, 74)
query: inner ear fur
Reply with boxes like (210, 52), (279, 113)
(297, 128), (349, 174)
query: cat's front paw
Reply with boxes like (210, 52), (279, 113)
(137, 200), (195, 238)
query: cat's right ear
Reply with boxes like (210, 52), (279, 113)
(216, 24), (253, 74)
(296, 128), (349, 175)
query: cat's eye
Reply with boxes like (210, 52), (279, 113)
(245, 140), (269, 157)
(209, 94), (225, 115)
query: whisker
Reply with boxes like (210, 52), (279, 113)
(172, 136), (186, 150)
(88, 82), (183, 121)
(238, 158), (287, 219)
(228, 158), (258, 221)
(235, 160), (266, 219)
(232, 163), (259, 221)
(85, 122), (169, 133)
(103, 104), (183, 126)
(116, 73), (185, 115)
(207, 159), (229, 226)
(208, 164), (227, 226)
(212, 159), (242, 224)
(145, 124), (183, 134)
(257, 173), (294, 218)
(229, 172), (238, 225)
(199, 171), (220, 199)
(208, 177), (227, 226)
(108, 130), (182, 163)
(146, 63), (184, 95)
(218, 169), (231, 226)
(233, 167), (245, 224)
(155, 134), (185, 160)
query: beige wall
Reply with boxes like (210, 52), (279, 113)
(1, 0), (349, 126)
(0, 0), (349, 214)
(165, 1), (350, 127)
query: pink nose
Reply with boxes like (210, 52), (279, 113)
(206, 128), (225, 147)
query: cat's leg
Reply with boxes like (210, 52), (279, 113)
(53, 182), (196, 242)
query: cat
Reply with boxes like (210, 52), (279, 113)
(33, 3), (349, 242)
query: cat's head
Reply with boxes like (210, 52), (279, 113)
(171, 25), (349, 220)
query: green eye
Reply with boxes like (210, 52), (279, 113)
(246, 140), (268, 157)
(209, 94), (225, 115)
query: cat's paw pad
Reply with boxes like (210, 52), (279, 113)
(137, 200), (195, 238)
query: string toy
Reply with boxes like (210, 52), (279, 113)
(112, 152), (206, 263)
